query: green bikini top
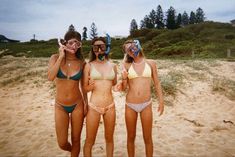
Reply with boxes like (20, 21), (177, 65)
(57, 68), (82, 81)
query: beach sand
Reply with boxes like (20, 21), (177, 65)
(0, 57), (235, 157)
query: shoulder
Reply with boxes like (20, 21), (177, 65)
(146, 59), (157, 70)
(84, 61), (91, 70)
(146, 59), (156, 66)
(49, 54), (59, 64)
(50, 54), (59, 60)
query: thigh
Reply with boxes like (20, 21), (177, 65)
(85, 106), (101, 141)
(71, 103), (84, 140)
(103, 107), (116, 138)
(55, 105), (70, 143)
(140, 104), (153, 138)
(125, 105), (138, 137)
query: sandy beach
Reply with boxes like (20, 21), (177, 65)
(0, 56), (235, 157)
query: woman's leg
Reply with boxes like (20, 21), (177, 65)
(71, 103), (84, 157)
(55, 105), (71, 151)
(103, 107), (116, 157)
(125, 105), (138, 157)
(83, 107), (101, 157)
(140, 104), (153, 157)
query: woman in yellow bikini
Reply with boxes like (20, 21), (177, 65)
(48, 29), (87, 156)
(117, 39), (164, 157)
(83, 36), (117, 157)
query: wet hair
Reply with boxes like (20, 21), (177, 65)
(89, 37), (109, 62)
(63, 30), (84, 61)
(122, 39), (144, 63)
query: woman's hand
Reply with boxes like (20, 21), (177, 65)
(121, 68), (128, 80)
(113, 81), (122, 92)
(58, 45), (66, 59)
(88, 76), (95, 91)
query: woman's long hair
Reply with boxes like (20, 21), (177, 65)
(63, 30), (84, 62)
(89, 37), (109, 62)
(122, 39), (145, 63)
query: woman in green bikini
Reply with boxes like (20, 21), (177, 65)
(48, 29), (87, 156)
(83, 36), (117, 157)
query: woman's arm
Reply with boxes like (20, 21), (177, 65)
(148, 60), (164, 116)
(82, 63), (95, 93)
(112, 64), (118, 86)
(47, 54), (63, 81)
(120, 63), (129, 91)
(47, 46), (66, 81)
(81, 62), (88, 116)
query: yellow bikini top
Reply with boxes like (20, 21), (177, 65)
(90, 63), (115, 80)
(127, 62), (152, 80)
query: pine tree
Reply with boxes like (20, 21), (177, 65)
(130, 19), (138, 35)
(176, 13), (182, 28)
(68, 24), (75, 31)
(82, 27), (88, 41)
(181, 11), (189, 26)
(156, 5), (164, 29)
(189, 11), (196, 24)
(195, 7), (205, 23)
(149, 9), (156, 28)
(166, 6), (177, 29)
(90, 22), (98, 39)
(140, 15), (152, 29)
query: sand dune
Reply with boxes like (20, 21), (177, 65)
(0, 57), (234, 156)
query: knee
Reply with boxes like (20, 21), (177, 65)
(72, 136), (81, 145)
(127, 134), (136, 143)
(143, 136), (153, 145)
(85, 137), (95, 147)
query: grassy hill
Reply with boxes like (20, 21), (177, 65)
(0, 21), (235, 59)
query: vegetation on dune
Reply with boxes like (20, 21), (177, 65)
(0, 22), (235, 59)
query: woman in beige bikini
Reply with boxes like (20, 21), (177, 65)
(48, 30), (87, 156)
(83, 36), (117, 157)
(117, 39), (164, 157)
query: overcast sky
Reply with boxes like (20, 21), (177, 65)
(0, 0), (235, 41)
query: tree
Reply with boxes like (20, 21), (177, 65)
(149, 9), (156, 28)
(90, 22), (98, 39)
(195, 7), (205, 23)
(130, 19), (138, 35)
(181, 11), (189, 26)
(176, 13), (182, 28)
(140, 15), (153, 29)
(189, 11), (196, 24)
(166, 6), (177, 29)
(68, 24), (75, 31)
(156, 5), (164, 29)
(82, 27), (88, 41)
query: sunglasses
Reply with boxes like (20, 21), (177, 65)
(67, 40), (82, 48)
(92, 44), (106, 52)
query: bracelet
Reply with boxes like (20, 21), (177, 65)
(122, 78), (127, 80)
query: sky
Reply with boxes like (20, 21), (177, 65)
(0, 0), (235, 42)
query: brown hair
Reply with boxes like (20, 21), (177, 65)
(63, 30), (84, 61)
(89, 37), (109, 62)
(122, 39), (144, 63)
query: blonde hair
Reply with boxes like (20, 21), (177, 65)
(122, 39), (144, 63)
